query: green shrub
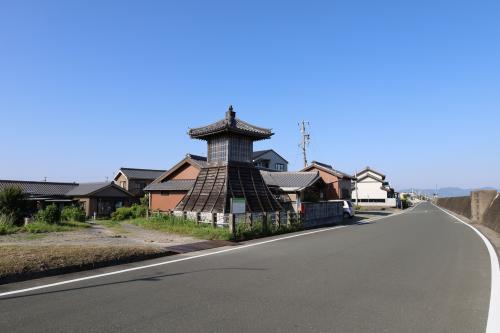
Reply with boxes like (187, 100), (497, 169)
(0, 213), (15, 226)
(111, 207), (134, 221)
(131, 204), (147, 218)
(111, 204), (147, 221)
(36, 204), (61, 224)
(0, 214), (19, 234)
(61, 206), (86, 222)
(0, 186), (28, 226)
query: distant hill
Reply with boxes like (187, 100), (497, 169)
(398, 187), (498, 198)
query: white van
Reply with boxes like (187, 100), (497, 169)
(330, 200), (355, 219)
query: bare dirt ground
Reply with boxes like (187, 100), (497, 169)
(0, 223), (223, 284)
(0, 222), (203, 249)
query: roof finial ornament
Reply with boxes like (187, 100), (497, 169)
(226, 105), (236, 125)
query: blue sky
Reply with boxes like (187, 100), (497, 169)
(1, 0), (499, 190)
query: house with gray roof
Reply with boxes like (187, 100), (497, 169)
(253, 149), (288, 172)
(114, 167), (166, 197)
(0, 180), (133, 218)
(301, 161), (355, 200)
(260, 171), (325, 211)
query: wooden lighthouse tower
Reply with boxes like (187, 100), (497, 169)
(176, 106), (281, 213)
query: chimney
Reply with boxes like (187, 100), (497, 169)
(225, 105), (236, 125)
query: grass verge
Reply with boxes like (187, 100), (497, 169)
(23, 221), (90, 234)
(129, 216), (233, 241)
(0, 221), (90, 235)
(0, 244), (169, 285)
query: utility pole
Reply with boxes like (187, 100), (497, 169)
(299, 121), (310, 168)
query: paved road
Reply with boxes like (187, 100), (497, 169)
(0, 203), (492, 332)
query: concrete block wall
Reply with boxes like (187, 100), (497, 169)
(471, 190), (497, 223)
(436, 196), (472, 219)
(436, 191), (499, 232)
(483, 194), (500, 232)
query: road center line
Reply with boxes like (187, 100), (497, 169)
(0, 207), (417, 298)
(433, 203), (500, 333)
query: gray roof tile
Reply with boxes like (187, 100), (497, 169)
(189, 108), (273, 140)
(118, 168), (166, 180)
(260, 171), (320, 190)
(0, 180), (77, 197)
(144, 180), (195, 192)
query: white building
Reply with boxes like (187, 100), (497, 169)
(351, 167), (397, 207)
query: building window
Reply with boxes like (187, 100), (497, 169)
(208, 136), (228, 163)
(256, 160), (270, 169)
(120, 181), (126, 189)
(275, 163), (285, 171)
(358, 198), (386, 203)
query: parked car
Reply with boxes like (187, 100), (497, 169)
(330, 200), (355, 219)
(342, 200), (355, 218)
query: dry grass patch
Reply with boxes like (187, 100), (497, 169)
(0, 244), (168, 284)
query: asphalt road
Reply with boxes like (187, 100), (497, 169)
(0, 202), (492, 332)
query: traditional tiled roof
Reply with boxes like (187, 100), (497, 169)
(66, 182), (111, 196)
(357, 166), (386, 179)
(302, 162), (355, 180)
(186, 154), (208, 168)
(0, 180), (133, 198)
(151, 154), (208, 185)
(144, 180), (195, 192)
(0, 180), (78, 197)
(115, 168), (166, 181)
(189, 106), (273, 141)
(260, 171), (321, 191)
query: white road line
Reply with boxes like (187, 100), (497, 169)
(0, 206), (415, 298)
(433, 203), (500, 333)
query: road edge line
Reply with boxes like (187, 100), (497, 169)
(433, 203), (499, 333)
(0, 206), (415, 298)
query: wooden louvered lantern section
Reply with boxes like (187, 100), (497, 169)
(175, 106), (281, 213)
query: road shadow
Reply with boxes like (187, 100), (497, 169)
(0, 267), (268, 301)
(355, 211), (393, 217)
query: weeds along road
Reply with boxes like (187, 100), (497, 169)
(0, 202), (493, 333)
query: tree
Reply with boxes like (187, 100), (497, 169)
(0, 186), (28, 225)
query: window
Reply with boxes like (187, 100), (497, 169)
(275, 163), (285, 171)
(358, 198), (386, 203)
(120, 181), (126, 189)
(208, 136), (228, 163)
(256, 160), (270, 169)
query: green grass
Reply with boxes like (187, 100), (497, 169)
(23, 221), (90, 234)
(0, 224), (21, 235)
(129, 215), (233, 241)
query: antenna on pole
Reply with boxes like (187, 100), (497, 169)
(299, 121), (310, 168)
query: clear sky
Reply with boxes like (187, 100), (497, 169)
(1, 0), (499, 190)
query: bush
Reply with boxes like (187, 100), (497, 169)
(61, 206), (86, 222)
(0, 214), (19, 234)
(36, 204), (61, 224)
(111, 204), (147, 221)
(0, 186), (28, 226)
(0, 213), (15, 227)
(111, 207), (134, 221)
